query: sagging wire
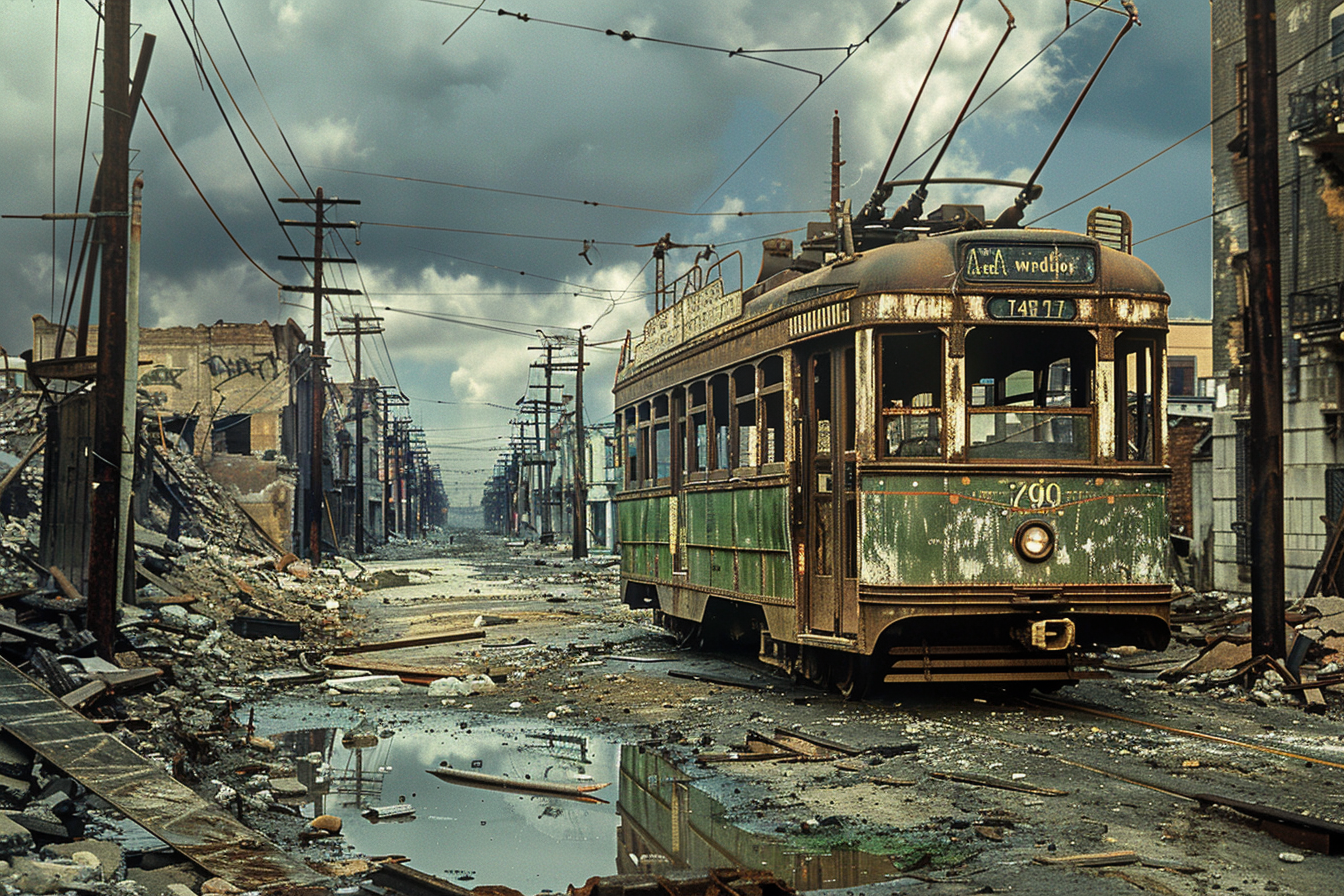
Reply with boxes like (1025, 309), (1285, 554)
(696, 1), (912, 212)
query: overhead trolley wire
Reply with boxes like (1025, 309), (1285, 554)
(321, 166), (820, 218)
(415, 0), (854, 79)
(696, 1), (912, 211)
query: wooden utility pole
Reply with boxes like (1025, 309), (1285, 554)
(330, 314), (383, 554)
(87, 0), (131, 658)
(1245, 0), (1286, 659)
(571, 328), (589, 559)
(279, 191), (359, 564)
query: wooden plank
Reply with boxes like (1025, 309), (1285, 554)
(133, 560), (183, 598)
(320, 656), (513, 682)
(330, 629), (485, 655)
(0, 618), (57, 648)
(930, 771), (1068, 796)
(60, 680), (109, 710)
(0, 658), (326, 889)
(1035, 850), (1139, 867)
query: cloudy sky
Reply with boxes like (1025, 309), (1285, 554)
(0, 0), (1211, 510)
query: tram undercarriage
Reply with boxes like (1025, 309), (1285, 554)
(633, 582), (1172, 699)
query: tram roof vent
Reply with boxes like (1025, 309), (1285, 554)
(756, 237), (795, 283)
(927, 204), (984, 224)
(1087, 206), (1132, 254)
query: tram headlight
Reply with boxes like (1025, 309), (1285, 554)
(1014, 520), (1055, 563)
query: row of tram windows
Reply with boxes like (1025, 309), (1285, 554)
(619, 324), (1163, 488)
(622, 356), (787, 487)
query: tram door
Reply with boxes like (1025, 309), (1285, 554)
(801, 342), (858, 637)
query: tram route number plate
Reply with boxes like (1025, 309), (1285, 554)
(962, 243), (1096, 284)
(986, 297), (1077, 320)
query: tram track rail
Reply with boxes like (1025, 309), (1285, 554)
(884, 689), (1344, 855)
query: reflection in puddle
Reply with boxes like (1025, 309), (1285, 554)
(277, 722), (619, 893)
(274, 723), (931, 893)
(617, 746), (921, 891)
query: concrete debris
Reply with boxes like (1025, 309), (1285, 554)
(325, 674), (402, 695)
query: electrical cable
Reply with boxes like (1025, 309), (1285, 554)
(214, 0), (315, 195)
(415, 1), (853, 79)
(322, 166), (820, 218)
(140, 97), (283, 285)
(697, 1), (911, 211)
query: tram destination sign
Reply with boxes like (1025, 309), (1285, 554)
(962, 243), (1096, 284)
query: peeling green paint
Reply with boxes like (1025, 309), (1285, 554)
(860, 474), (1168, 585)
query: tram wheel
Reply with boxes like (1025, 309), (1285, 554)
(834, 655), (872, 701)
(799, 649), (830, 690)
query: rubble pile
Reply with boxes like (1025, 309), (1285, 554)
(0, 393), (44, 594)
(1154, 590), (1344, 710)
(0, 394), (377, 894)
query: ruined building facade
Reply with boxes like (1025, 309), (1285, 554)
(1211, 2), (1344, 597)
(32, 316), (305, 551)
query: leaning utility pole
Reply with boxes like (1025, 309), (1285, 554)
(1245, 0), (1286, 660)
(279, 190), (360, 564)
(87, 0), (132, 658)
(330, 314), (383, 555)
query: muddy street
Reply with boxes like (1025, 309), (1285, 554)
(217, 534), (1344, 896)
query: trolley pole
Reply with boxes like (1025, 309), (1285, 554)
(1245, 0), (1286, 660)
(279, 190), (360, 564)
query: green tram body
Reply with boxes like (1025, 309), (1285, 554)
(613, 224), (1174, 690)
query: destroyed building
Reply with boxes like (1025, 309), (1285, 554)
(31, 316), (305, 555)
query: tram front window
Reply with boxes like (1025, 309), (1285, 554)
(965, 325), (1095, 461)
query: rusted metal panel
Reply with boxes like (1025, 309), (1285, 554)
(0, 659), (327, 889)
(859, 472), (1168, 586)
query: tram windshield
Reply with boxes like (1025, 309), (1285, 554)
(880, 332), (942, 458)
(965, 326), (1095, 461)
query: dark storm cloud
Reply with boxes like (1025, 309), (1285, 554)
(0, 0), (1213, 503)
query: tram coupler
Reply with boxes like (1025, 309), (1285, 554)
(1012, 618), (1076, 652)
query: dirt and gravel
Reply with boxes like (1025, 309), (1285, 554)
(188, 530), (1344, 896)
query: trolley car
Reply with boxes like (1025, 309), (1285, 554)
(613, 192), (1175, 693)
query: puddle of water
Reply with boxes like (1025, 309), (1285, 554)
(277, 721), (618, 893)
(273, 721), (950, 893)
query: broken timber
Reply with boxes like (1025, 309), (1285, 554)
(331, 629), (485, 655)
(427, 765), (609, 799)
(930, 771), (1068, 796)
(0, 658), (327, 889)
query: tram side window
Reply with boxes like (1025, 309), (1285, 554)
(688, 381), (707, 473)
(1116, 333), (1159, 462)
(880, 332), (942, 458)
(623, 407), (638, 487)
(965, 326), (1095, 461)
(733, 365), (757, 468)
(710, 374), (731, 471)
(761, 356), (786, 465)
(653, 394), (672, 482)
(638, 402), (653, 484)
